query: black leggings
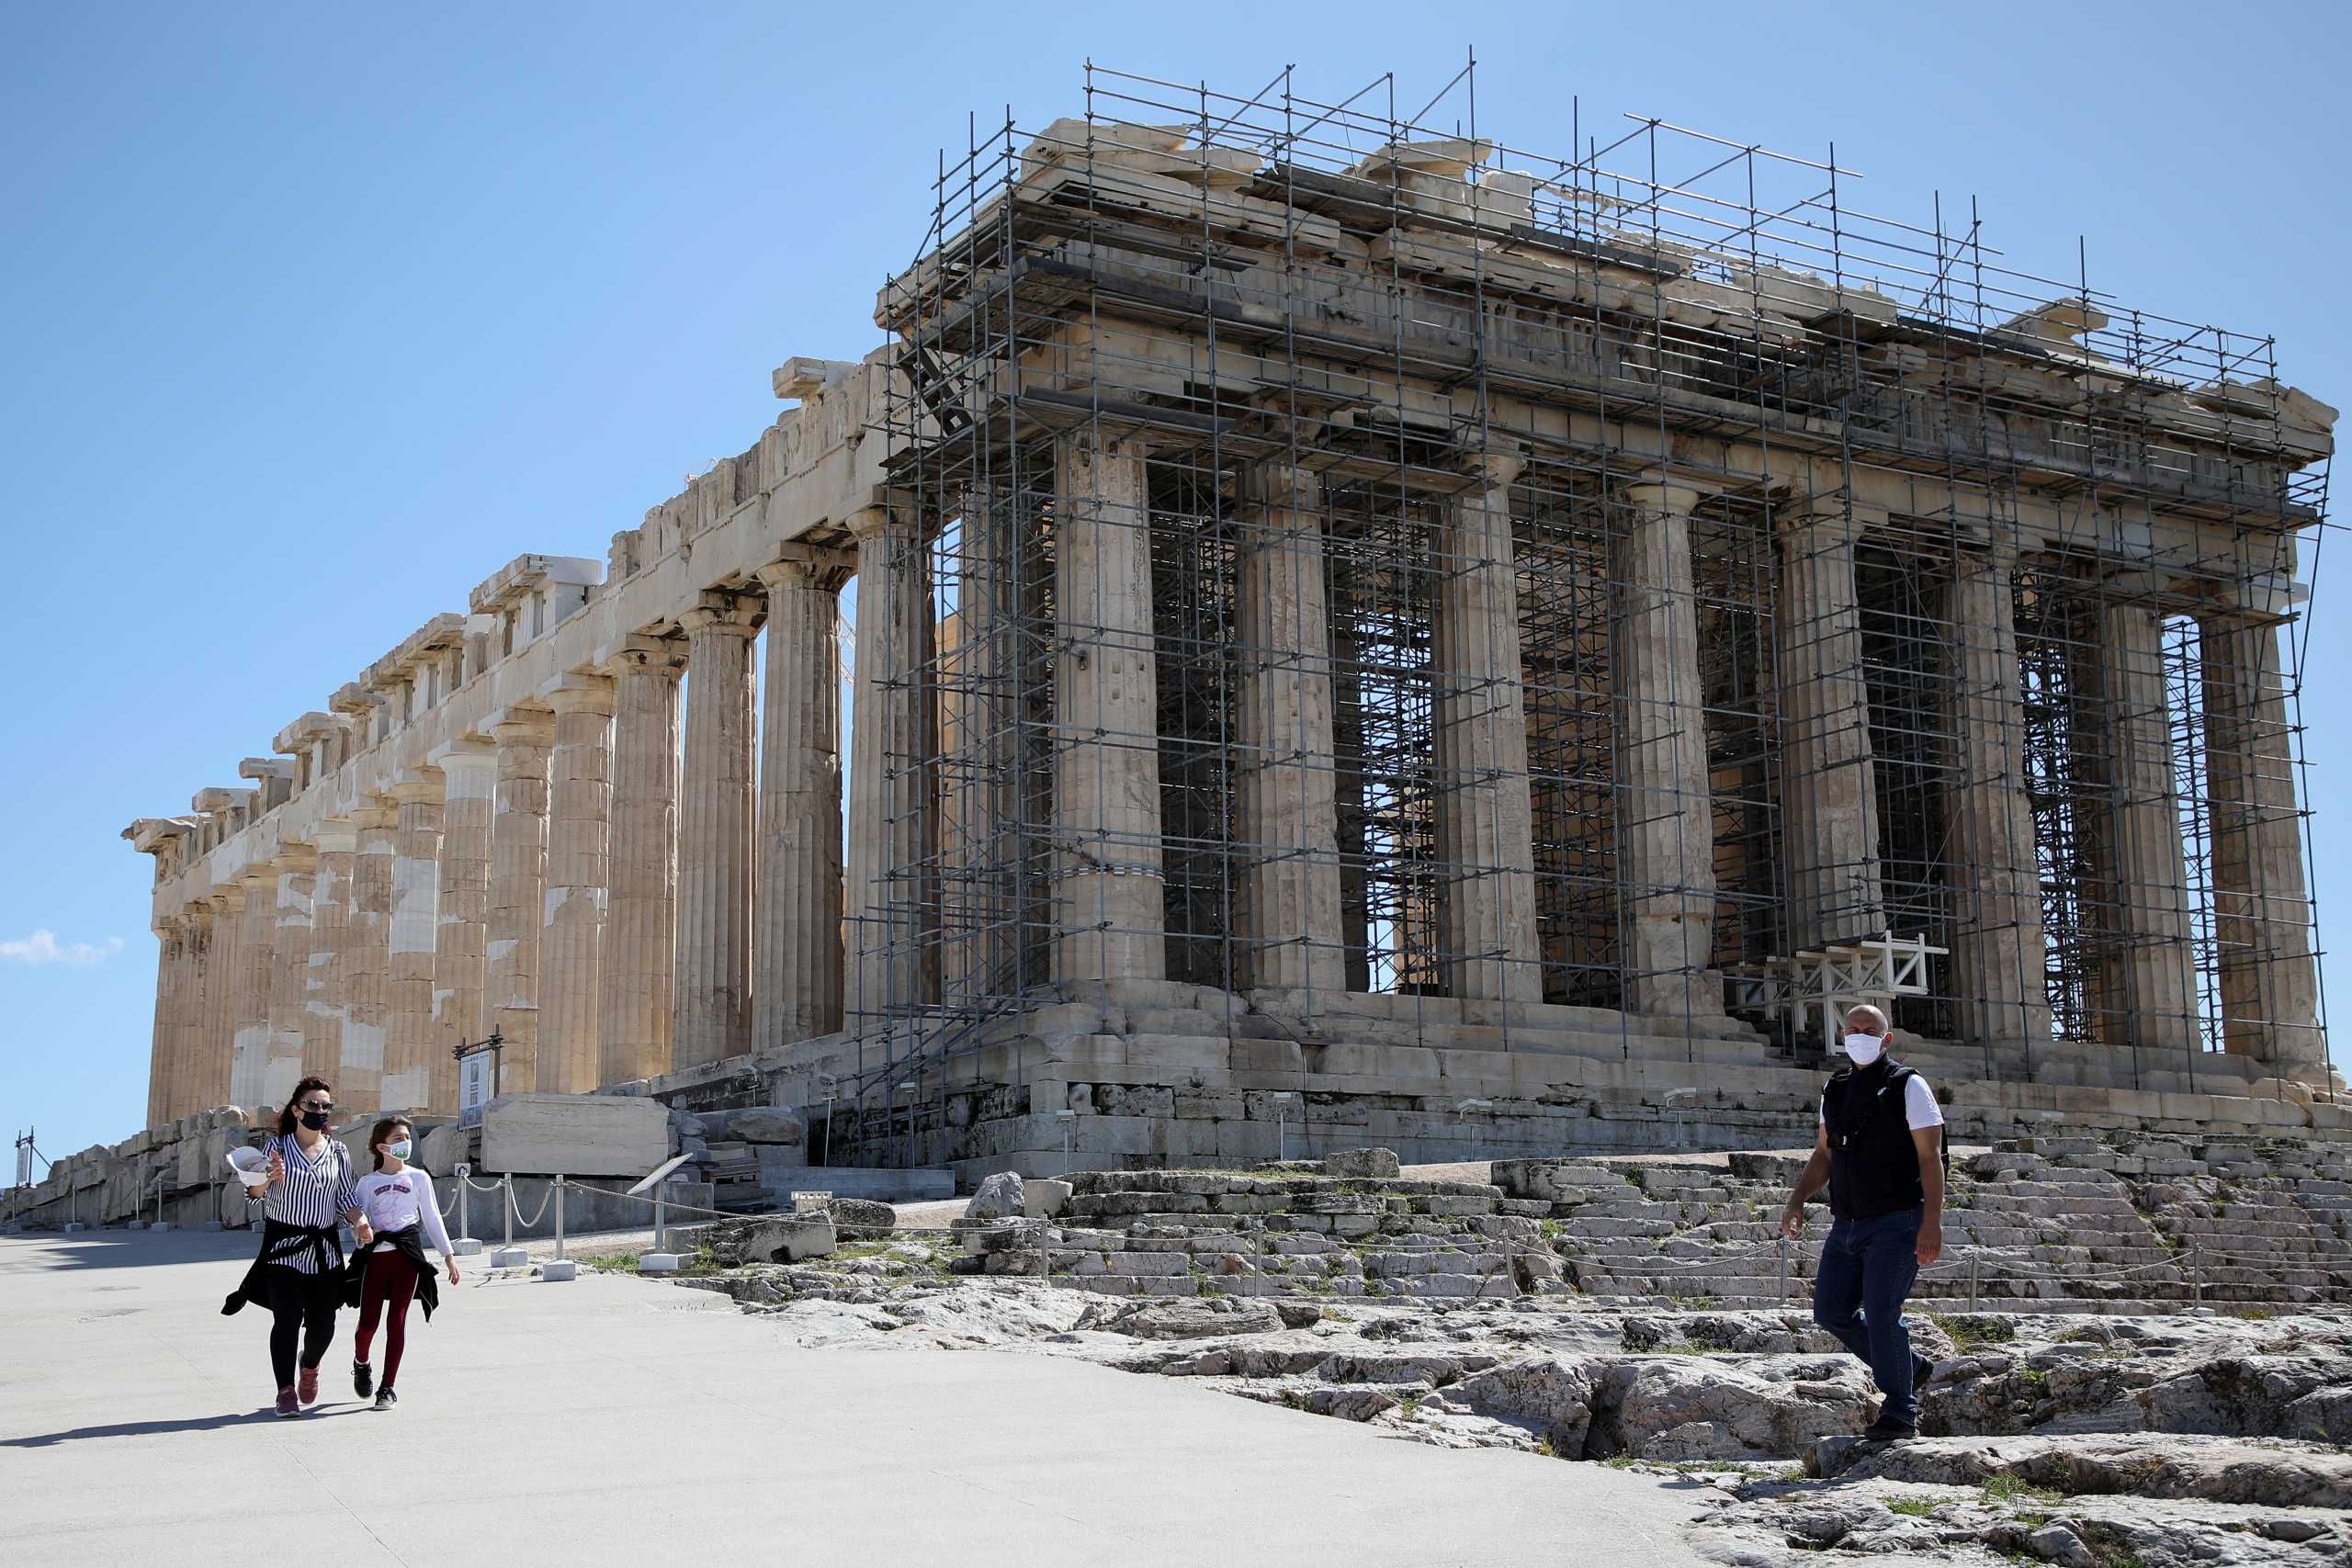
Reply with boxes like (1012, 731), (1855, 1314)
(264, 1267), (341, 1390)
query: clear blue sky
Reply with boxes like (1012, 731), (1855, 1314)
(6, 2), (2347, 1165)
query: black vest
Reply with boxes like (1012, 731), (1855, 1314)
(1822, 1058), (1926, 1222)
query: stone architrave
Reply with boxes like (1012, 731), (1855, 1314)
(266, 846), (318, 1110)
(304, 820), (357, 1086)
(599, 637), (684, 1087)
(1432, 452), (1542, 1004)
(1939, 550), (2053, 1051)
(846, 505), (941, 1019)
(1775, 501), (1885, 950)
(382, 773), (445, 1111)
(431, 739), (499, 1111)
(1234, 461), (1345, 995)
(1614, 472), (1724, 1021)
(2199, 610), (2326, 1078)
(1048, 436), (1162, 987)
(342, 804), (398, 1111)
(675, 592), (761, 1069)
(753, 553), (849, 1046)
(539, 674), (615, 1094)
(487, 708), (553, 1094)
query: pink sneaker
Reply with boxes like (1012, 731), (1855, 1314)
(298, 1366), (320, 1406)
(275, 1387), (300, 1418)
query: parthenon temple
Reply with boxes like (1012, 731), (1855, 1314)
(124, 66), (2341, 1177)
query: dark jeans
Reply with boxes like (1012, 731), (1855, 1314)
(1811, 1204), (1923, 1426)
(264, 1267), (342, 1391)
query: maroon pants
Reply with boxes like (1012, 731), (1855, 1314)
(353, 1250), (419, 1388)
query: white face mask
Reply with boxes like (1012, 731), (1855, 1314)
(385, 1139), (413, 1161)
(1842, 1033), (1884, 1066)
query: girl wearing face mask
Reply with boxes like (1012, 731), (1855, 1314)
(346, 1116), (458, 1411)
(220, 1077), (371, 1417)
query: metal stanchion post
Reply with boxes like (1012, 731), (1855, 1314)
(458, 1175), (469, 1242)
(653, 1180), (667, 1256)
(503, 1174), (514, 1247)
(554, 1174), (566, 1261)
(1777, 1235), (1788, 1302)
(1969, 1252), (1980, 1313)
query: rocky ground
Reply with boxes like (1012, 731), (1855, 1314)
(583, 1157), (2352, 1568)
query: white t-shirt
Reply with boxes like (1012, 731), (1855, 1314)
(1819, 1071), (1945, 1131)
(355, 1167), (456, 1259)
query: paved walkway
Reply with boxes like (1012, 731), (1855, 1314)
(2, 1229), (1728, 1566)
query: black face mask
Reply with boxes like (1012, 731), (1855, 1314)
(299, 1111), (331, 1132)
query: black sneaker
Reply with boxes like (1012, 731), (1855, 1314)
(1914, 1353), (1936, 1390)
(373, 1387), (397, 1412)
(353, 1360), (374, 1399)
(1861, 1415), (1917, 1442)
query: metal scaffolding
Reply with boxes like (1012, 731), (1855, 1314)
(824, 59), (2334, 1164)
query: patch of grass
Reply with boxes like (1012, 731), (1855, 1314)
(1599, 1452), (1638, 1468)
(2018, 1366), (2049, 1389)
(2075, 1520), (2147, 1568)
(1885, 1497), (1939, 1517)
(1980, 1472), (2064, 1507)
(2227, 1306), (2275, 1321)
(1399, 1393), (1423, 1420)
(1932, 1314), (2017, 1354)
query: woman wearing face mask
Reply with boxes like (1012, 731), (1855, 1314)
(220, 1077), (371, 1417)
(345, 1116), (458, 1411)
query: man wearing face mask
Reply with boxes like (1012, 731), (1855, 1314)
(1778, 1003), (1946, 1441)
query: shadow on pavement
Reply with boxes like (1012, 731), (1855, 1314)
(3, 1407), (373, 1447)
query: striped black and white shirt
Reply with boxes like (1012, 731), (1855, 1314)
(250, 1132), (360, 1274)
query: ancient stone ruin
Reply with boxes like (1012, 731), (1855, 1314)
(77, 62), (2341, 1190)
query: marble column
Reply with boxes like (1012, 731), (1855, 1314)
(304, 822), (356, 1085)
(488, 709), (554, 1094)
(144, 918), (182, 1126)
(267, 847), (317, 1109)
(754, 555), (848, 1044)
(1432, 453), (1542, 1004)
(231, 864), (277, 1112)
(1047, 437), (1161, 987)
(1939, 550), (2053, 1050)
(1234, 461), (1346, 995)
(343, 805), (397, 1111)
(2199, 611), (2326, 1078)
(187, 897), (234, 1114)
(1775, 502), (1885, 950)
(848, 505), (942, 1017)
(599, 638), (684, 1087)
(1615, 472), (1723, 1020)
(208, 886), (246, 1112)
(675, 592), (761, 1068)
(432, 741), (498, 1111)
(2091, 601), (2199, 1054)
(383, 773), (445, 1111)
(540, 675), (615, 1093)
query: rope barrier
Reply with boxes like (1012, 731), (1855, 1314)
(509, 1183), (555, 1229)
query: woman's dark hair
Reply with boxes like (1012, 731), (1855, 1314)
(276, 1077), (334, 1138)
(369, 1117), (413, 1172)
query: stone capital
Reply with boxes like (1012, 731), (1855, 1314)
(755, 546), (856, 594)
(1241, 459), (1323, 513)
(1622, 467), (1712, 514)
(1779, 496), (1890, 536)
(313, 819), (361, 856)
(540, 671), (616, 716)
(488, 706), (557, 748)
(594, 632), (688, 680)
(382, 772), (446, 807)
(212, 883), (249, 913)
(348, 805), (400, 834)
(273, 843), (319, 874)
(679, 590), (761, 639)
(426, 738), (500, 777)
